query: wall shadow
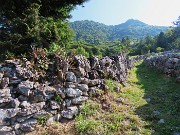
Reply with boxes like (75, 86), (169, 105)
(135, 63), (180, 135)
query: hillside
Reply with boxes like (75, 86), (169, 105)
(70, 19), (168, 43)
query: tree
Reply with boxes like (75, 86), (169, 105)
(173, 16), (180, 26)
(156, 32), (167, 49)
(0, 0), (89, 55)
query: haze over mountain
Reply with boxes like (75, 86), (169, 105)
(70, 19), (168, 44)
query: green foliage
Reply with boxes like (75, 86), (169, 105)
(76, 46), (89, 57)
(48, 43), (60, 54)
(55, 95), (62, 103)
(80, 101), (100, 116)
(156, 47), (164, 53)
(70, 19), (168, 44)
(105, 79), (116, 92)
(37, 116), (49, 126)
(75, 113), (99, 134)
(0, 0), (88, 56)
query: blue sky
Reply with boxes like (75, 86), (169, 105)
(70, 0), (180, 26)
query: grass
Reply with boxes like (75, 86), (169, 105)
(29, 61), (180, 135)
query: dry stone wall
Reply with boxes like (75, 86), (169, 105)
(0, 53), (134, 134)
(144, 52), (180, 82)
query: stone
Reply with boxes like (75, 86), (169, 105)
(43, 86), (56, 100)
(113, 85), (120, 92)
(19, 102), (45, 116)
(50, 101), (60, 110)
(74, 55), (91, 71)
(153, 110), (160, 115)
(9, 79), (21, 85)
(16, 114), (33, 123)
(88, 79), (102, 87)
(15, 65), (35, 79)
(145, 98), (151, 102)
(13, 123), (21, 135)
(20, 101), (30, 109)
(77, 84), (88, 92)
(1, 67), (12, 73)
(10, 98), (20, 108)
(158, 119), (165, 124)
(20, 123), (34, 132)
(73, 68), (86, 77)
(18, 95), (28, 101)
(65, 99), (71, 107)
(80, 77), (89, 84)
(46, 114), (61, 126)
(17, 80), (34, 96)
(65, 82), (76, 88)
(33, 110), (50, 119)
(61, 106), (79, 119)
(56, 89), (66, 99)
(173, 132), (180, 135)
(176, 76), (180, 83)
(88, 87), (102, 97)
(0, 77), (9, 89)
(88, 70), (99, 80)
(132, 126), (139, 131)
(89, 56), (100, 69)
(66, 72), (77, 82)
(32, 95), (44, 103)
(0, 126), (13, 132)
(0, 126), (16, 135)
(0, 108), (20, 119)
(0, 88), (11, 98)
(72, 96), (88, 105)
(0, 97), (12, 108)
(65, 88), (82, 98)
(115, 97), (125, 103)
(46, 117), (55, 126)
(100, 56), (113, 67)
(145, 52), (180, 79)
(54, 114), (61, 122)
(0, 73), (4, 79)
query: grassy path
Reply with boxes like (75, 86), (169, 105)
(31, 62), (180, 135)
(129, 62), (180, 135)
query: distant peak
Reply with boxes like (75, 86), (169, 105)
(125, 19), (147, 25)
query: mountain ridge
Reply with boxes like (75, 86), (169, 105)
(70, 19), (168, 44)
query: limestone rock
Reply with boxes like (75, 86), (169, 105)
(20, 118), (37, 132)
(66, 72), (77, 82)
(65, 88), (82, 98)
(0, 125), (15, 135)
(88, 79), (102, 87)
(20, 101), (30, 108)
(65, 82), (76, 88)
(17, 80), (34, 96)
(50, 101), (60, 110)
(46, 114), (61, 126)
(61, 106), (78, 119)
(72, 96), (88, 105)
(55, 88), (66, 99)
(0, 108), (20, 119)
(158, 119), (165, 124)
(19, 102), (45, 116)
(0, 97), (13, 108)
(65, 99), (71, 107)
(0, 77), (9, 89)
(10, 98), (20, 108)
(78, 84), (88, 92)
(0, 88), (11, 98)
(0, 73), (4, 79)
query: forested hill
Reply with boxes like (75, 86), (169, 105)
(70, 19), (168, 43)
